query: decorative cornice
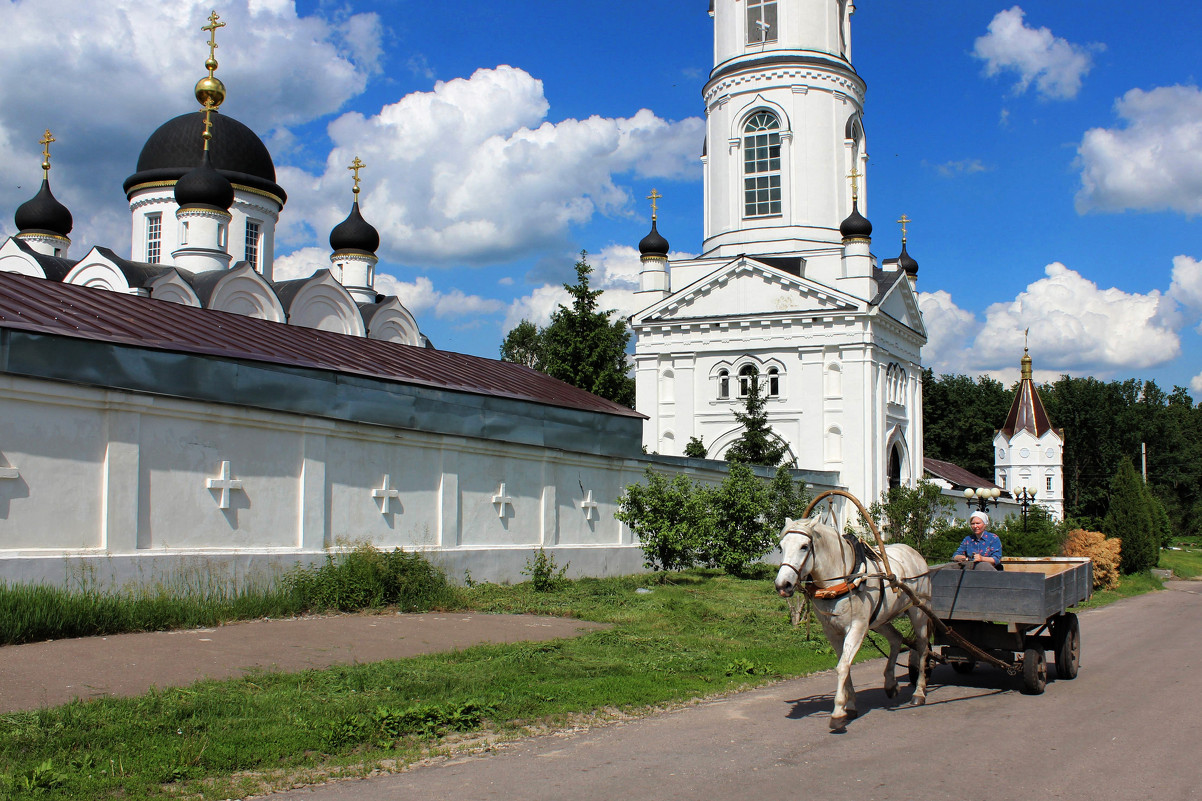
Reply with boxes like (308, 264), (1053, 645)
(128, 180), (285, 208)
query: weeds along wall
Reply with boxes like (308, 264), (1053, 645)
(0, 371), (838, 589)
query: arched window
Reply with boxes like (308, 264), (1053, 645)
(738, 365), (759, 397)
(743, 112), (781, 218)
(717, 369), (730, 399)
(660, 369), (675, 403)
(825, 362), (842, 398)
(767, 366), (780, 397)
(888, 445), (902, 489)
(746, 0), (778, 44)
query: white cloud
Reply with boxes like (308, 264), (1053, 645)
(1192, 372), (1202, 394)
(271, 247), (330, 281)
(373, 273), (504, 320)
(918, 290), (983, 374)
(1161, 255), (1202, 333)
(922, 263), (1187, 376)
(1075, 85), (1202, 215)
(976, 263), (1178, 371)
(972, 6), (1099, 101)
(280, 66), (705, 264)
(0, 1), (381, 248)
(928, 159), (990, 178)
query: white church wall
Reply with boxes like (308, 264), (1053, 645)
(1, 371), (798, 589)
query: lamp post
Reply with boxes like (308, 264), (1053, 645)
(1016, 487), (1038, 529)
(963, 486), (1001, 513)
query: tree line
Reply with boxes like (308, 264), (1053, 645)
(923, 370), (1202, 538)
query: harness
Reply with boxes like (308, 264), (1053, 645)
(780, 530), (892, 626)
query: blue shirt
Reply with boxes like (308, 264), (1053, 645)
(955, 531), (1002, 564)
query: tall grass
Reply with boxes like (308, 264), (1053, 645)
(0, 545), (460, 645)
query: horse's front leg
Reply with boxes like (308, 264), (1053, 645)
(876, 622), (905, 699)
(829, 618), (868, 729)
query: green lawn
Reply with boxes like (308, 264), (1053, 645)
(1160, 539), (1202, 579)
(0, 565), (1167, 800)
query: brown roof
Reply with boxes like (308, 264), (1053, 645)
(1000, 376), (1054, 438)
(923, 457), (1000, 491)
(0, 272), (643, 420)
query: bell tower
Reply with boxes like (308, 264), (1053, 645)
(703, 0), (866, 278)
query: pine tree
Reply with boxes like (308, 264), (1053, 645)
(1103, 456), (1157, 574)
(724, 379), (791, 467)
(499, 252), (635, 408)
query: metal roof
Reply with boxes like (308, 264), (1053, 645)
(923, 457), (1001, 492)
(0, 272), (644, 420)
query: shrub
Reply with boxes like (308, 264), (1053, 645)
(1061, 529), (1121, 590)
(996, 506), (1065, 557)
(521, 549), (569, 592)
(616, 467), (712, 573)
(284, 545), (458, 612)
(1104, 456), (1158, 574)
(868, 480), (954, 556)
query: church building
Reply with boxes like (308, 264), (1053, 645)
(631, 0), (927, 507)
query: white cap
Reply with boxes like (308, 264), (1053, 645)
(970, 511), (989, 525)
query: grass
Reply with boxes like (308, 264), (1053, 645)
(1159, 536), (1202, 580)
(0, 550), (1174, 800)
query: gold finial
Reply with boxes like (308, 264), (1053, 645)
(1021, 328), (1033, 380)
(348, 156), (366, 197)
(39, 129), (55, 174)
(201, 100), (216, 151)
(897, 213), (911, 243)
(647, 188), (662, 220)
(848, 166), (862, 202)
(195, 10), (227, 111)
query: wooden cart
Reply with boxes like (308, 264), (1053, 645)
(920, 556), (1093, 694)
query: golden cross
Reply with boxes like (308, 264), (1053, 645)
(897, 213), (910, 241)
(847, 166), (862, 201)
(647, 188), (662, 219)
(202, 10), (225, 64)
(349, 156), (366, 195)
(39, 129), (55, 173)
(202, 100), (215, 149)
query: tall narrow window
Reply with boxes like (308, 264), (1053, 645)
(767, 367), (780, 397)
(1046, 475), (1054, 493)
(245, 220), (261, 269)
(146, 213), (162, 264)
(743, 112), (781, 218)
(746, 0), (778, 44)
(718, 369), (730, 399)
(738, 365), (759, 397)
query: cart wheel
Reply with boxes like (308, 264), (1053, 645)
(1052, 613), (1081, 680)
(1021, 648), (1047, 694)
(907, 654), (933, 685)
(951, 659), (976, 675)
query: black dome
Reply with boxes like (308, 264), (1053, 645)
(898, 241), (919, 276)
(839, 200), (872, 240)
(15, 178), (72, 237)
(638, 219), (669, 257)
(330, 200), (380, 254)
(175, 150), (234, 211)
(124, 111), (286, 204)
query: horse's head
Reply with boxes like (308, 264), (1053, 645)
(775, 517), (819, 598)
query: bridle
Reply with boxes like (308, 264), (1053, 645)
(779, 526), (886, 606)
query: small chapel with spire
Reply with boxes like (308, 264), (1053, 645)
(630, 0), (927, 506)
(994, 343), (1066, 520)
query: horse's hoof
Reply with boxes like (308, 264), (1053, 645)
(829, 715), (847, 730)
(910, 695), (926, 706)
(885, 684), (898, 699)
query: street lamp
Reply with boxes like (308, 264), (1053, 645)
(963, 486), (1001, 513)
(1015, 487), (1038, 529)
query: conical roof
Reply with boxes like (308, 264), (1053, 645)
(1000, 349), (1054, 438)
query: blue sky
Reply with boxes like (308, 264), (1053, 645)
(2, 1), (1200, 396)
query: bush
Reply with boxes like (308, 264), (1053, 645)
(284, 544), (459, 612)
(1062, 529), (1121, 590)
(995, 506), (1065, 557)
(868, 480), (955, 556)
(616, 468), (712, 572)
(521, 549), (570, 592)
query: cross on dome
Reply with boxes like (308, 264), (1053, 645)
(897, 213), (910, 242)
(647, 188), (662, 220)
(39, 129), (55, 174)
(349, 156), (366, 197)
(847, 166), (862, 202)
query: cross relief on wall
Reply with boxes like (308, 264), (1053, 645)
(205, 460), (245, 510)
(372, 473), (401, 515)
(492, 483), (514, 518)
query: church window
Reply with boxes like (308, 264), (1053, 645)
(746, 0), (777, 44)
(1046, 475), (1054, 493)
(888, 445), (902, 489)
(998, 472), (1007, 490)
(738, 365), (759, 397)
(146, 213), (162, 264)
(767, 366), (780, 397)
(743, 112), (781, 218)
(245, 220), (261, 268)
(718, 369), (730, 399)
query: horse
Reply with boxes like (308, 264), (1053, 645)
(774, 516), (933, 729)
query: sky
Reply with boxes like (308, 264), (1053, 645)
(1, 0), (1200, 398)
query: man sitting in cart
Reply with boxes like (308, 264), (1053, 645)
(953, 511), (1002, 569)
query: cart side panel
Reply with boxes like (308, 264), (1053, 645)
(929, 566), (1048, 624)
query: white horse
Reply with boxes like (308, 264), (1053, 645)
(775, 516), (933, 729)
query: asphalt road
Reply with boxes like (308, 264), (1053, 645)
(266, 581), (1202, 801)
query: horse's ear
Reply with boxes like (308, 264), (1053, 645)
(783, 516), (794, 529)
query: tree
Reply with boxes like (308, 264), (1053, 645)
(683, 436), (708, 459)
(922, 370), (1012, 479)
(724, 380), (791, 467)
(615, 467), (711, 573)
(1103, 456), (1157, 574)
(868, 480), (955, 559)
(498, 319), (544, 370)
(540, 252), (636, 407)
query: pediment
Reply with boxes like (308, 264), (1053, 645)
(633, 257), (858, 325)
(873, 272), (926, 339)
(64, 247), (130, 293)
